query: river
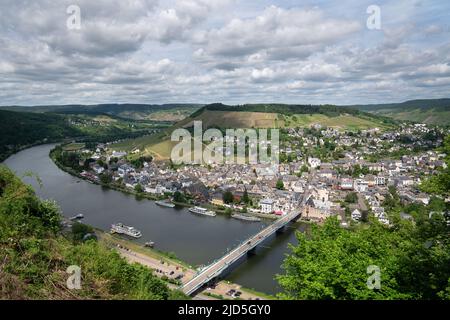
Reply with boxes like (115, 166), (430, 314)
(3, 144), (307, 295)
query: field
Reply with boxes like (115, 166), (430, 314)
(116, 108), (198, 122)
(179, 110), (389, 130)
(177, 110), (280, 128)
(62, 142), (85, 151)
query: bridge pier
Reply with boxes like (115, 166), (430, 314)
(276, 225), (286, 234)
(247, 246), (257, 256)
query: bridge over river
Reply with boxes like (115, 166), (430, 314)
(181, 194), (308, 296)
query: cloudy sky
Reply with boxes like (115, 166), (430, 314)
(0, 0), (449, 106)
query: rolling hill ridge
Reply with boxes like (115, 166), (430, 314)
(347, 99), (450, 126)
(111, 103), (395, 160)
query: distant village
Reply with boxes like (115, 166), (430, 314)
(67, 122), (448, 227)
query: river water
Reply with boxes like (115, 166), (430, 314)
(3, 144), (306, 294)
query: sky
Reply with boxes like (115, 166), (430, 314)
(0, 0), (449, 106)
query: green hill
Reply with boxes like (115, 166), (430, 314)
(348, 99), (450, 126)
(112, 103), (394, 160)
(0, 110), (163, 162)
(0, 104), (203, 122)
(181, 103), (393, 130)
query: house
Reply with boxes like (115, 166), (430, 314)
(118, 164), (134, 177)
(92, 165), (104, 175)
(375, 176), (386, 186)
(292, 181), (304, 193)
(317, 169), (335, 179)
(303, 195), (331, 222)
(399, 191), (430, 205)
(375, 211), (390, 225)
(112, 151), (127, 158)
(260, 198), (274, 214)
(354, 179), (368, 192)
(340, 178), (354, 190)
(210, 193), (224, 206)
(395, 176), (414, 187)
(351, 209), (362, 221)
(308, 157), (321, 169)
(311, 187), (329, 202)
(368, 163), (383, 172)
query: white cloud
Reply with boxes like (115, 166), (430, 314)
(0, 0), (449, 105)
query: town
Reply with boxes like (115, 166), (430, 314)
(53, 122), (449, 227)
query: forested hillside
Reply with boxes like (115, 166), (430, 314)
(348, 99), (450, 126)
(193, 103), (367, 117)
(0, 110), (161, 162)
(0, 104), (203, 122)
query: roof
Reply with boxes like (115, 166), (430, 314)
(260, 198), (274, 205)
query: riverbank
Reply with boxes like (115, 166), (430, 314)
(50, 145), (279, 222)
(49, 146), (166, 202)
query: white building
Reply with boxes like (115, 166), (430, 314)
(260, 198), (274, 214)
(340, 178), (354, 190)
(92, 165), (104, 175)
(351, 209), (362, 221)
(112, 151), (127, 158)
(308, 157), (321, 169)
(354, 179), (368, 192)
(375, 176), (386, 186)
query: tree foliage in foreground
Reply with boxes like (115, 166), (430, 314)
(277, 213), (449, 300)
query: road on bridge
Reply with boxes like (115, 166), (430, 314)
(181, 170), (315, 296)
(181, 196), (308, 295)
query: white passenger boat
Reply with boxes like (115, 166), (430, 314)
(110, 223), (142, 238)
(231, 213), (261, 222)
(188, 206), (216, 217)
(69, 213), (84, 220)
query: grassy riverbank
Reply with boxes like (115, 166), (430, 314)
(99, 231), (193, 269)
(50, 145), (278, 222)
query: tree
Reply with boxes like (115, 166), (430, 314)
(276, 179), (284, 190)
(224, 208), (233, 216)
(242, 189), (250, 204)
(420, 135), (450, 196)
(134, 184), (144, 193)
(223, 190), (234, 204)
(345, 192), (358, 204)
(71, 222), (94, 242)
(99, 172), (112, 184)
(173, 191), (186, 203)
(277, 210), (450, 300)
